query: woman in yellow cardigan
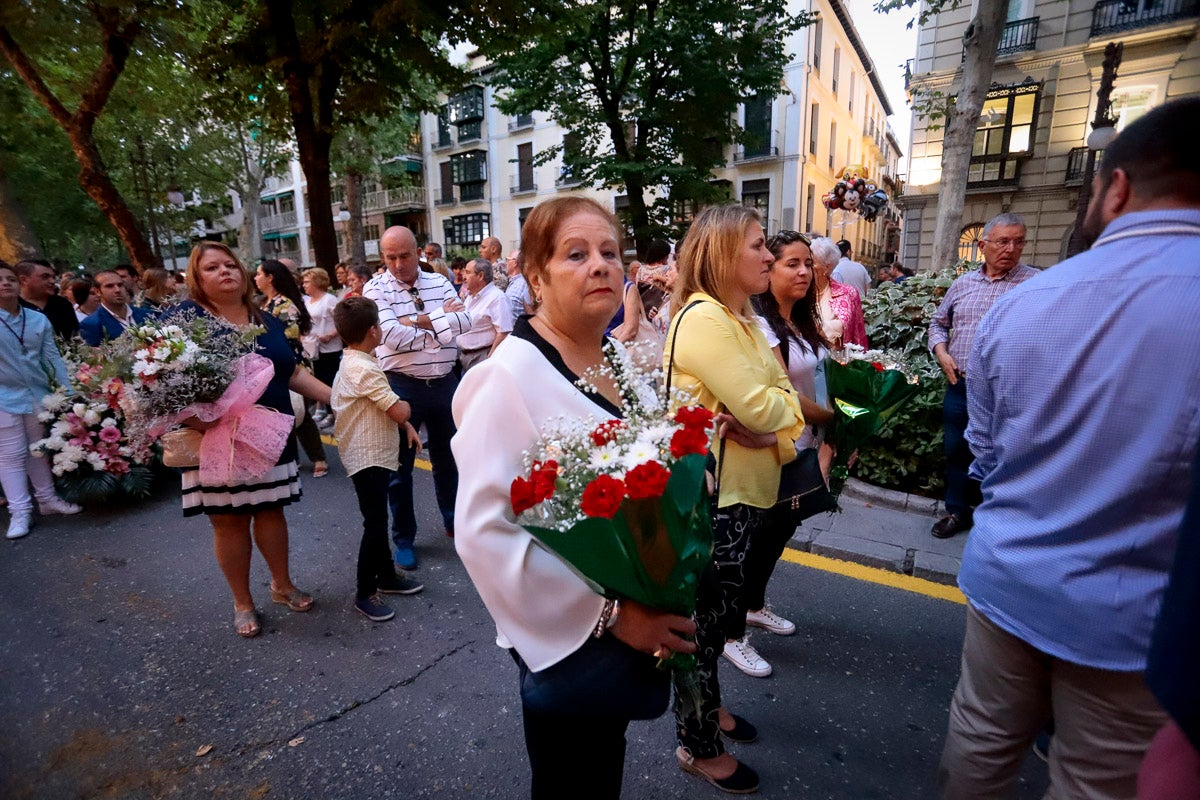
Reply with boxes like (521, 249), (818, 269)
(665, 205), (805, 793)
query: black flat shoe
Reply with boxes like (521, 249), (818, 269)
(720, 714), (758, 744)
(931, 513), (971, 539)
(676, 747), (760, 794)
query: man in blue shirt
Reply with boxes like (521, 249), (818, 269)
(80, 270), (151, 346)
(939, 97), (1200, 799)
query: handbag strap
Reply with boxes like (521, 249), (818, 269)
(664, 299), (727, 497)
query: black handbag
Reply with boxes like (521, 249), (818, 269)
(516, 633), (670, 720)
(774, 447), (838, 525)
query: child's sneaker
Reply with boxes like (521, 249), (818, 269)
(354, 594), (395, 621)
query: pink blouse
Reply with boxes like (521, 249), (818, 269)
(830, 280), (868, 348)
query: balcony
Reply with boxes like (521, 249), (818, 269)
(1092, 0), (1198, 36)
(962, 17), (1039, 60)
(556, 172), (584, 189)
(1065, 146), (1104, 185)
(508, 114), (535, 132)
(262, 209), (297, 232)
(362, 186), (425, 213)
(435, 195), (457, 207)
(734, 145), (779, 163)
(510, 182), (538, 197)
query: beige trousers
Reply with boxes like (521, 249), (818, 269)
(940, 603), (1166, 800)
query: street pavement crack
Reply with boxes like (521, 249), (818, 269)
(241, 641), (475, 754)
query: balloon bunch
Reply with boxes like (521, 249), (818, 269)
(821, 165), (890, 222)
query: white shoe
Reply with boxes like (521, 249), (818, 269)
(722, 637), (772, 678)
(39, 497), (82, 515)
(746, 607), (796, 636)
(6, 512), (32, 539)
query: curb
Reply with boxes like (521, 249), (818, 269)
(785, 529), (961, 587)
(841, 478), (944, 519)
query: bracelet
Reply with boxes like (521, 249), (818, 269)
(593, 598), (618, 638)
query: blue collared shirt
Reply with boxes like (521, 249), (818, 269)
(960, 209), (1200, 671)
(0, 305), (72, 415)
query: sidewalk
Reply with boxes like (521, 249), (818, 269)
(786, 478), (965, 586)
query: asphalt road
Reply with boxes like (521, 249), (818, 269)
(0, 456), (1050, 800)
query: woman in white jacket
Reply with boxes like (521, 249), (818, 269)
(452, 198), (696, 799)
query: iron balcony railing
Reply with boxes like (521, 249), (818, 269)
(962, 17), (1039, 60)
(510, 182), (538, 196)
(1065, 146), (1105, 185)
(1092, 0), (1199, 36)
(261, 209), (297, 232)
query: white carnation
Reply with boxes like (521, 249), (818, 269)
(587, 444), (624, 473)
(622, 441), (661, 471)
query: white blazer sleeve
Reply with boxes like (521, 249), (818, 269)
(451, 347), (606, 672)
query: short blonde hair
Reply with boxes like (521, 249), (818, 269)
(672, 205), (763, 319)
(520, 197), (623, 291)
(186, 242), (258, 320)
(302, 267), (330, 291)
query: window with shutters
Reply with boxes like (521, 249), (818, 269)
(515, 143), (535, 193)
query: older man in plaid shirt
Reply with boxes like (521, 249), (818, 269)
(926, 213), (1037, 539)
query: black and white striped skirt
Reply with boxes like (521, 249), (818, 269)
(181, 461), (302, 517)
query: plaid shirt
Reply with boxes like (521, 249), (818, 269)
(927, 265), (1038, 377)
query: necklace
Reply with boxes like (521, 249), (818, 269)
(0, 306), (27, 347)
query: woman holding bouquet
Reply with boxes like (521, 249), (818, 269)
(665, 205), (805, 793)
(0, 261), (81, 540)
(254, 259), (329, 478)
(181, 243), (331, 638)
(452, 197), (697, 799)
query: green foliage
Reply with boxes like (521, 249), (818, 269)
(56, 463), (162, 506)
(853, 261), (979, 496)
(481, 0), (810, 244)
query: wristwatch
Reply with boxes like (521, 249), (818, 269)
(409, 313), (420, 325)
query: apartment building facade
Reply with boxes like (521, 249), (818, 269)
(900, 0), (1200, 268)
(422, 0), (904, 266)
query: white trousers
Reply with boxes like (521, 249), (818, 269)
(0, 409), (56, 515)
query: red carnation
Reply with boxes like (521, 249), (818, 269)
(872, 362), (884, 372)
(670, 426), (710, 458)
(531, 460), (559, 502)
(624, 461), (671, 500)
(510, 476), (539, 515)
(589, 420), (627, 446)
(580, 474), (626, 519)
(673, 405), (714, 431)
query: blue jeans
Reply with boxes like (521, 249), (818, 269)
(384, 371), (459, 548)
(942, 380), (980, 519)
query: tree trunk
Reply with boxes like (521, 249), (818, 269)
(344, 171), (367, 270)
(0, 157), (44, 262)
(235, 132), (266, 264)
(71, 130), (159, 272)
(0, 15), (157, 272)
(929, 0), (1009, 271)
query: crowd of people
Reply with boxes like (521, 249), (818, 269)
(2, 97), (1198, 798)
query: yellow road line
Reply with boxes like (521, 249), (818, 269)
(320, 435), (432, 472)
(780, 548), (966, 605)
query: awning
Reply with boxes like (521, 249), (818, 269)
(262, 231), (299, 241)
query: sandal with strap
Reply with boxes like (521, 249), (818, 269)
(233, 607), (261, 638)
(269, 585), (314, 612)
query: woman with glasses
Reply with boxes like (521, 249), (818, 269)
(809, 237), (868, 349)
(664, 205), (805, 793)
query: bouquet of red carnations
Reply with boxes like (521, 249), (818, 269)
(510, 402), (715, 669)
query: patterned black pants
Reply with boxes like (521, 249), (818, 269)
(674, 502), (767, 758)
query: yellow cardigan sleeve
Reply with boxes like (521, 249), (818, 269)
(672, 300), (804, 455)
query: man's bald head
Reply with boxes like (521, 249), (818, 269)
(479, 236), (502, 262)
(380, 226), (420, 284)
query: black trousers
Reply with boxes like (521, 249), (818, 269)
(385, 371), (459, 544)
(350, 466), (395, 598)
(522, 699), (630, 799)
(740, 505), (795, 615)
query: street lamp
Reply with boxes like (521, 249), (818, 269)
(1067, 41), (1123, 257)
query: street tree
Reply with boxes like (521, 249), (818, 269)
(202, 0), (496, 274)
(480, 0), (809, 250)
(0, 0), (172, 271)
(878, 0), (1009, 270)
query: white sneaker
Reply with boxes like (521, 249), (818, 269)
(722, 637), (772, 678)
(6, 512), (32, 539)
(746, 607), (796, 636)
(39, 497), (82, 515)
